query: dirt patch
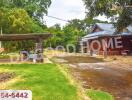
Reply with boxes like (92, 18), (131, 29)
(53, 55), (132, 100)
(54, 56), (104, 63)
(69, 62), (132, 100)
(0, 72), (15, 82)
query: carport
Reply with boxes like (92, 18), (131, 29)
(0, 33), (52, 62)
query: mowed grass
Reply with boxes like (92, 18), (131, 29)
(87, 89), (114, 100)
(0, 64), (78, 100)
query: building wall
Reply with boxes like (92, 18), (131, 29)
(83, 35), (132, 55)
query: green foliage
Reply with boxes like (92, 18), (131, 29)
(83, 0), (132, 31)
(0, 0), (93, 53)
(0, 8), (46, 51)
(0, 0), (51, 19)
(45, 24), (64, 48)
(63, 24), (84, 46)
(7, 8), (33, 33)
(0, 8), (45, 34)
(83, 0), (131, 17)
(116, 7), (132, 32)
(0, 8), (10, 33)
(45, 20), (86, 52)
(0, 0), (52, 52)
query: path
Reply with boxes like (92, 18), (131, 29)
(52, 55), (132, 100)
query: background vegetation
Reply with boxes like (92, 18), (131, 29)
(0, 0), (131, 52)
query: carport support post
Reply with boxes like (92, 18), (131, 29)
(35, 38), (44, 63)
(103, 38), (108, 58)
(103, 47), (107, 58)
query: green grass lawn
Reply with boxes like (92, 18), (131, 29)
(87, 89), (114, 100)
(0, 64), (78, 100)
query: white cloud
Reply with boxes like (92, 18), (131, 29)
(44, 0), (86, 27)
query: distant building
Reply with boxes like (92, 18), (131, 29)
(80, 23), (132, 55)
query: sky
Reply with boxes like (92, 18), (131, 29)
(44, 0), (109, 27)
(44, 0), (86, 27)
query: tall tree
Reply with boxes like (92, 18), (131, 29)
(0, 8), (44, 34)
(83, 0), (132, 32)
(8, 8), (33, 34)
(46, 24), (64, 47)
(0, 0), (51, 20)
(0, 8), (45, 51)
(0, 0), (50, 51)
(62, 20), (86, 52)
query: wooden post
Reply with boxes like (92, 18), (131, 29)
(103, 38), (108, 58)
(35, 38), (44, 63)
(90, 50), (93, 56)
(103, 48), (107, 58)
(89, 40), (93, 56)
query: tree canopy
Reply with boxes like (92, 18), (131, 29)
(0, 0), (51, 20)
(83, 0), (132, 32)
(0, 8), (45, 34)
(45, 20), (87, 52)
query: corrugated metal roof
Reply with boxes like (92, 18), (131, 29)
(82, 23), (132, 40)
(122, 32), (132, 35)
(84, 31), (113, 38)
(127, 25), (132, 32)
(96, 23), (132, 33)
(96, 23), (115, 33)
